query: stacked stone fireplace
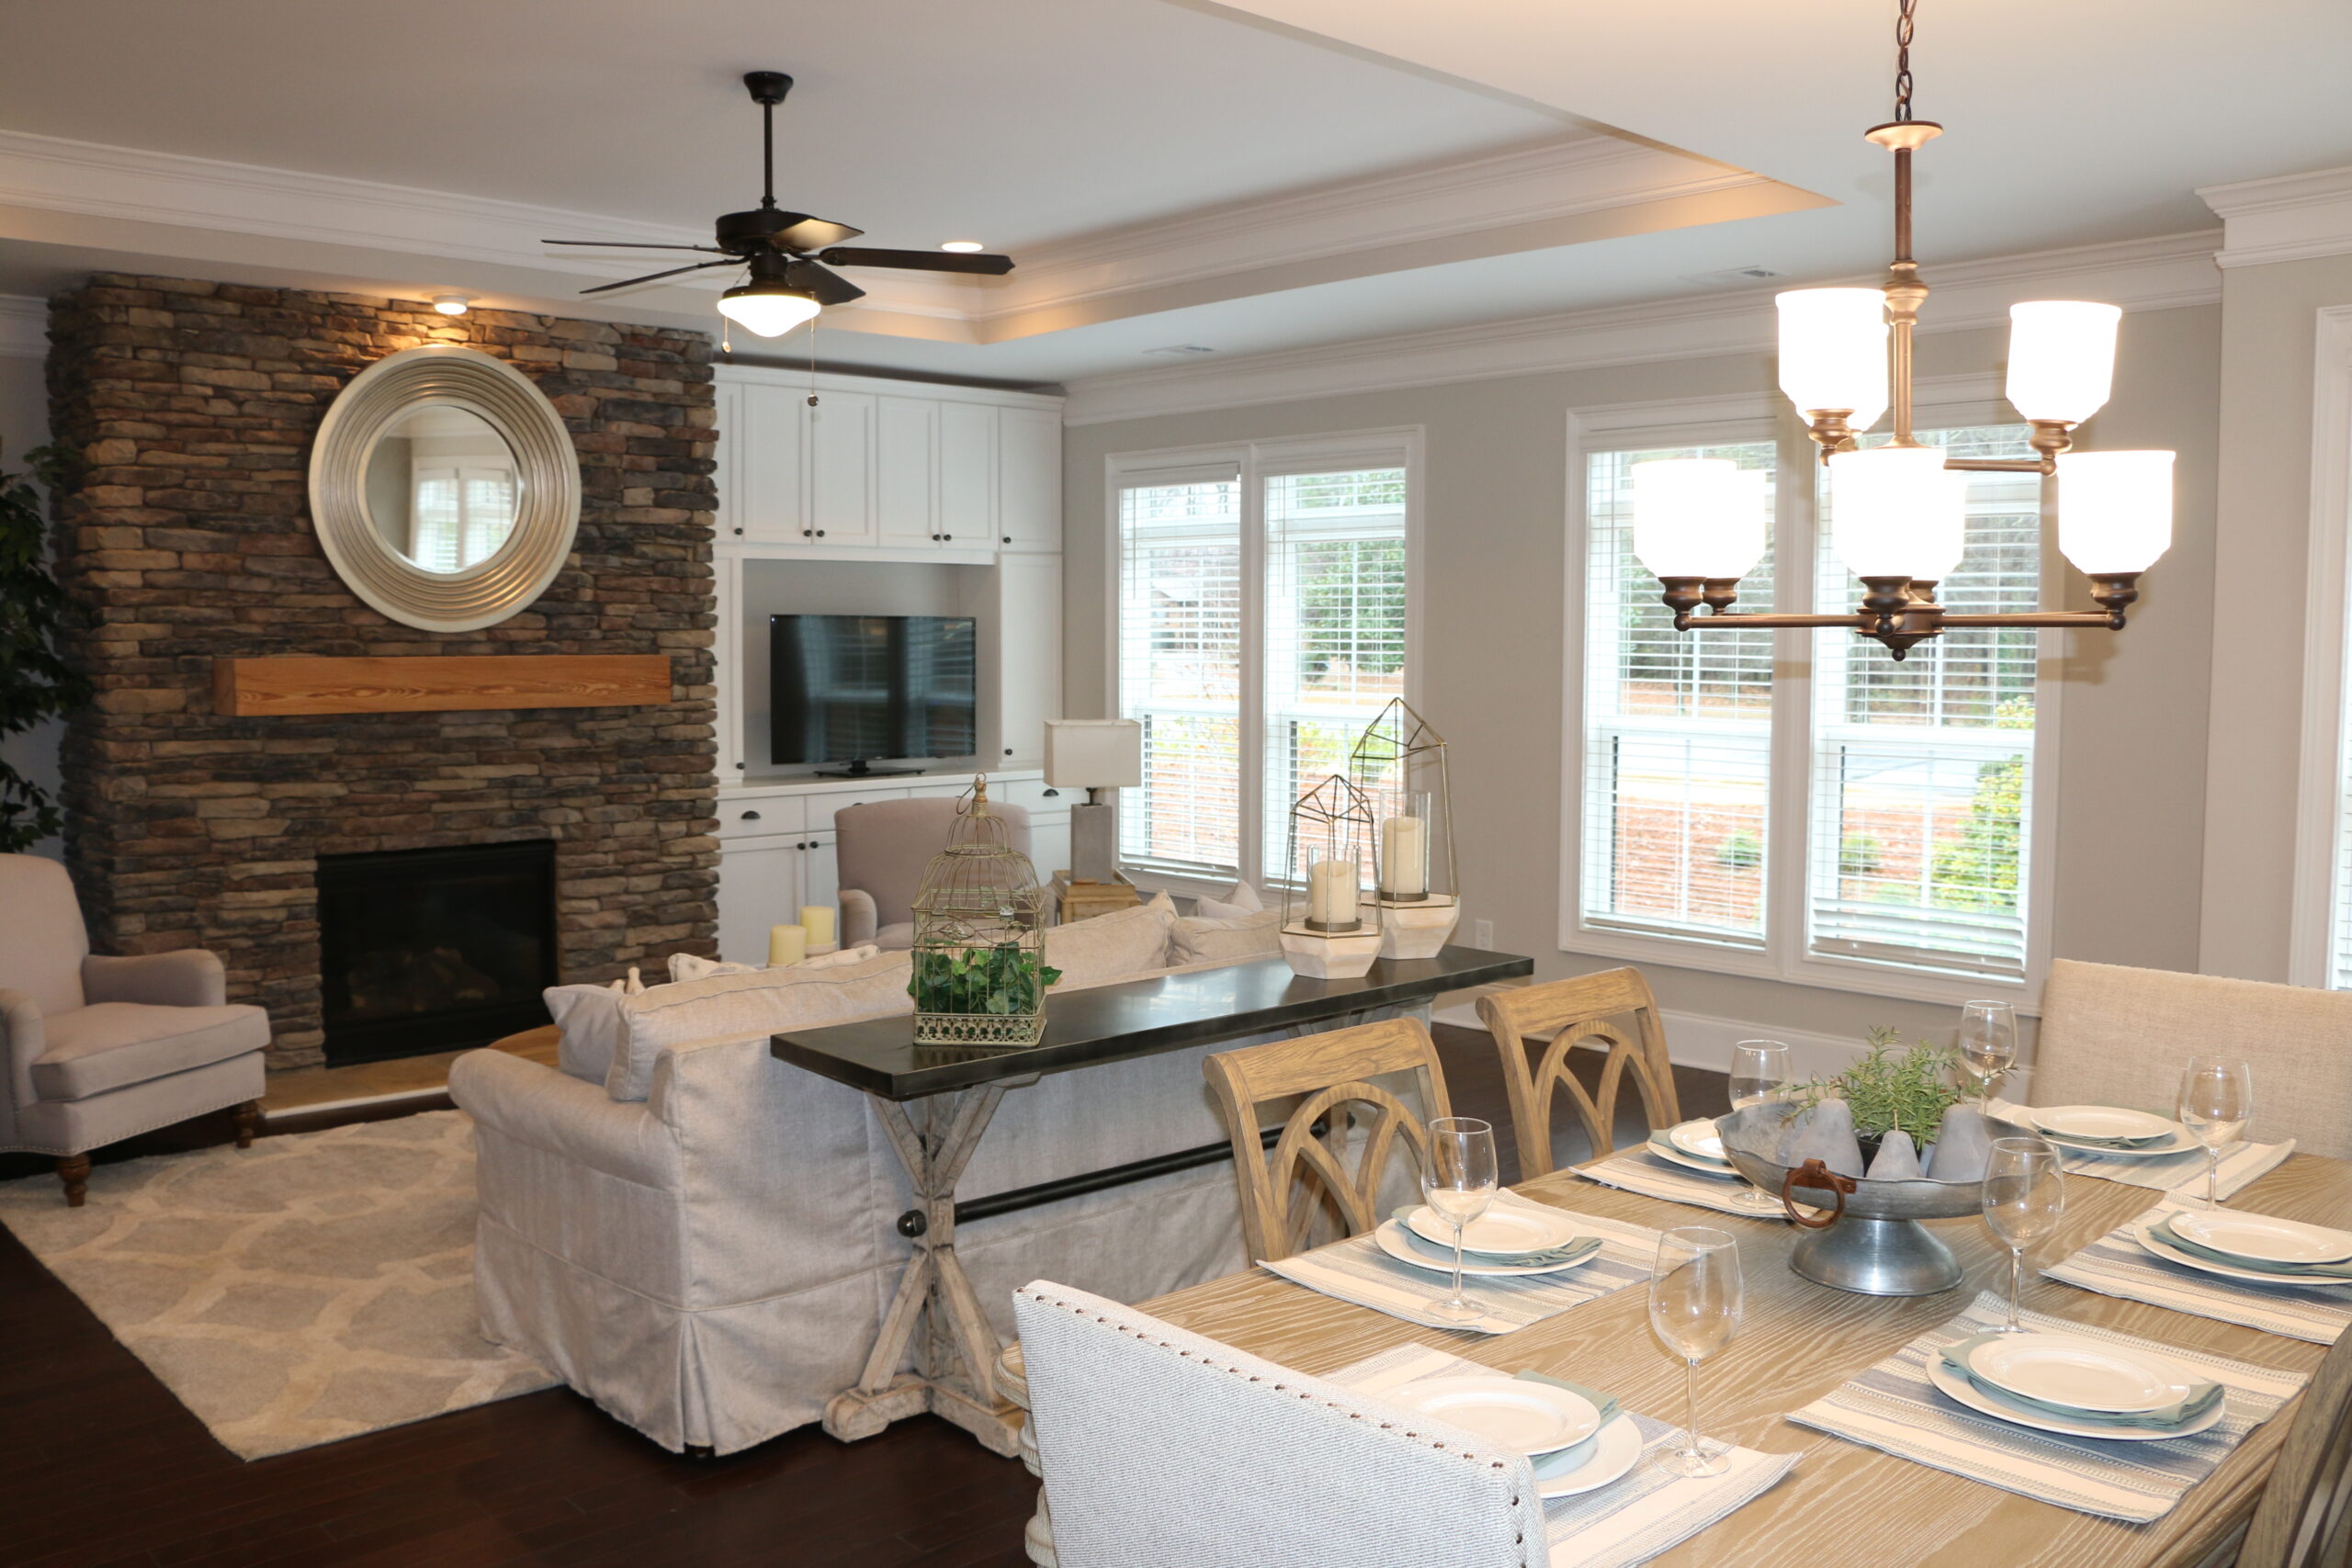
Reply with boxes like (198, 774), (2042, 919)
(45, 275), (720, 1069)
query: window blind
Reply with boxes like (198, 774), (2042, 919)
(1117, 476), (1245, 876)
(1810, 424), (2041, 977)
(1260, 468), (1408, 877)
(1580, 441), (1778, 945)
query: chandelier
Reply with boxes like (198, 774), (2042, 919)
(1634, 0), (2175, 659)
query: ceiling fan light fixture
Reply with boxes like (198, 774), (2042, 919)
(717, 281), (822, 338)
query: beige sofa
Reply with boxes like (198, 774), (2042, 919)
(447, 897), (1390, 1455)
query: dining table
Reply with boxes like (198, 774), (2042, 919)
(1000, 1145), (2349, 1567)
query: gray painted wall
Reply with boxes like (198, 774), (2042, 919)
(0, 352), (60, 861)
(1062, 304), (2222, 1045)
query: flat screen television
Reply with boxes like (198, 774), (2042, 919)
(770, 614), (978, 775)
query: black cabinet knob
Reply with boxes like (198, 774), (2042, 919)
(1002, 536), (1012, 545)
(1003, 748), (1013, 756)
(802, 528), (813, 537)
(733, 526), (743, 536)
(816, 529), (826, 537)
(741, 810), (761, 820)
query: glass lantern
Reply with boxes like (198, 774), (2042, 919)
(1277, 774), (1384, 978)
(1347, 698), (1461, 957)
(909, 777), (1057, 1047)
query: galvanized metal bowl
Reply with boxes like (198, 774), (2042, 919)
(1716, 1100), (2041, 1296)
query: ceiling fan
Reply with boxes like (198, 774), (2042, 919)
(543, 71), (1013, 338)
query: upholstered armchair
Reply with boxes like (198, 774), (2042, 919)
(0, 854), (271, 1204)
(832, 796), (1032, 951)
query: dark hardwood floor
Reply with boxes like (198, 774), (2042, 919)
(0, 1023), (1726, 1568)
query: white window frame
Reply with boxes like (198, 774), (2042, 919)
(2288, 305), (2352, 987)
(1104, 427), (1425, 896)
(1561, 382), (2062, 1010)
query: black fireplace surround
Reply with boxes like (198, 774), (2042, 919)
(316, 840), (559, 1066)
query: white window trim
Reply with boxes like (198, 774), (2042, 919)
(1560, 380), (2062, 1013)
(1104, 427), (1425, 897)
(2288, 305), (2352, 987)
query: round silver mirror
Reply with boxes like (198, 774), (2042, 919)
(310, 346), (580, 631)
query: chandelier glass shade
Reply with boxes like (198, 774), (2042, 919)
(1637, 0), (2173, 659)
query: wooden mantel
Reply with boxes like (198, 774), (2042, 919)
(212, 655), (673, 716)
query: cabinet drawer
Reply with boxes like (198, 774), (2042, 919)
(803, 786), (914, 827)
(718, 795), (807, 838)
(992, 777), (1073, 812)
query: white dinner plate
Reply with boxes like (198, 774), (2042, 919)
(1667, 1119), (1731, 1165)
(1926, 1356), (2224, 1442)
(1387, 1375), (1599, 1457)
(2168, 1211), (2352, 1266)
(1532, 1415), (1642, 1499)
(1645, 1135), (1745, 1180)
(1374, 1221), (1599, 1278)
(1406, 1201), (1582, 1258)
(2132, 1218), (2352, 1288)
(1964, 1333), (2186, 1414)
(2025, 1113), (2202, 1158)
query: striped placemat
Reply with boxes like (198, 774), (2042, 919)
(1787, 1291), (2305, 1522)
(2043, 1198), (2352, 1346)
(1575, 1146), (1795, 1223)
(1330, 1343), (1798, 1568)
(1259, 1191), (1659, 1334)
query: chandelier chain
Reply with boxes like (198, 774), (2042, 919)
(1894, 0), (1917, 122)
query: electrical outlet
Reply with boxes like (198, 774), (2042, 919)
(1472, 919), (1495, 949)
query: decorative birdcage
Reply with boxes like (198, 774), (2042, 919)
(909, 778), (1057, 1047)
(1277, 774), (1384, 979)
(1348, 698), (1462, 958)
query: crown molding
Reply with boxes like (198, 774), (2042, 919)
(0, 294), (43, 359)
(2199, 164), (2352, 269)
(1061, 228), (2221, 425)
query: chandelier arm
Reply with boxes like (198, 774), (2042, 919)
(1934, 612), (2124, 627)
(1667, 612), (1883, 631)
(1945, 457), (2054, 474)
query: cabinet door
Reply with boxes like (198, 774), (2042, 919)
(938, 401), (997, 547)
(875, 395), (939, 549)
(713, 378), (742, 540)
(997, 407), (1061, 552)
(716, 837), (806, 964)
(996, 554), (1062, 767)
(806, 390), (876, 547)
(735, 383), (806, 544)
(1027, 811), (1072, 886)
(801, 829), (840, 933)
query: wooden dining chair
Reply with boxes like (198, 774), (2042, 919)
(2239, 1324), (2352, 1568)
(1476, 966), (1679, 1177)
(1203, 1016), (1453, 1265)
(1012, 1280), (1544, 1568)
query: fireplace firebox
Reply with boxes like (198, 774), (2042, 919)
(316, 840), (560, 1066)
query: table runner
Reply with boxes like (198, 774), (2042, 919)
(1330, 1343), (1799, 1568)
(1259, 1191), (1658, 1334)
(1787, 1291), (2306, 1522)
(1575, 1147), (1795, 1223)
(2043, 1197), (2352, 1346)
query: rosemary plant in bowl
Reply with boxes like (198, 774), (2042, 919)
(1792, 1027), (1969, 1164)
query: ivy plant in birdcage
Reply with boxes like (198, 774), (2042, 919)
(1347, 697), (1461, 958)
(908, 779), (1060, 1047)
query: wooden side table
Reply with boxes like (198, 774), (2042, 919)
(1048, 871), (1141, 925)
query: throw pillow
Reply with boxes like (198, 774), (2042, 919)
(545, 984), (626, 1084)
(606, 950), (915, 1101)
(1191, 880), (1264, 920)
(1169, 908), (1283, 964)
(1042, 891), (1178, 987)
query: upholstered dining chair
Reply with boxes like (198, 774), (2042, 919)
(2032, 960), (2352, 1160)
(1203, 1015), (1453, 1265)
(1012, 1280), (1545, 1568)
(832, 796), (1032, 951)
(1477, 966), (1679, 1178)
(0, 854), (270, 1203)
(2239, 1320), (2352, 1568)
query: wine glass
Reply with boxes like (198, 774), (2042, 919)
(1724, 1040), (1792, 1213)
(1981, 1137), (2065, 1334)
(1422, 1117), (1499, 1324)
(2177, 1056), (2254, 1211)
(1647, 1226), (1742, 1477)
(1957, 1001), (2018, 1111)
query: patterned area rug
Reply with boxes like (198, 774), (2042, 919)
(0, 1111), (554, 1459)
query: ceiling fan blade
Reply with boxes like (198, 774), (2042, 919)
(786, 258), (867, 307)
(774, 216), (865, 252)
(579, 258), (739, 295)
(818, 246), (1013, 276)
(544, 239), (729, 254)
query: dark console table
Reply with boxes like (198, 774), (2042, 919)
(770, 945), (1532, 1453)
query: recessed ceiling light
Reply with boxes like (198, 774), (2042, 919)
(1143, 344), (1216, 356)
(431, 292), (470, 315)
(940, 241), (986, 254)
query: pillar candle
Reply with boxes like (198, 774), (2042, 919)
(767, 923), (808, 967)
(799, 905), (836, 949)
(1307, 858), (1358, 927)
(1379, 815), (1428, 900)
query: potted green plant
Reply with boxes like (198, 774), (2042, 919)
(1791, 1027), (1968, 1163)
(0, 442), (91, 853)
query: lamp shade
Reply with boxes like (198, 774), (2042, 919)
(1630, 458), (1768, 581)
(1044, 718), (1143, 789)
(1777, 288), (1889, 433)
(1827, 446), (1966, 582)
(717, 285), (822, 338)
(2056, 450), (2173, 573)
(2007, 301), (2120, 424)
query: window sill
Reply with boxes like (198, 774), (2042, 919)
(1559, 921), (2040, 1016)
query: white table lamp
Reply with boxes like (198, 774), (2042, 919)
(1045, 719), (1142, 884)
